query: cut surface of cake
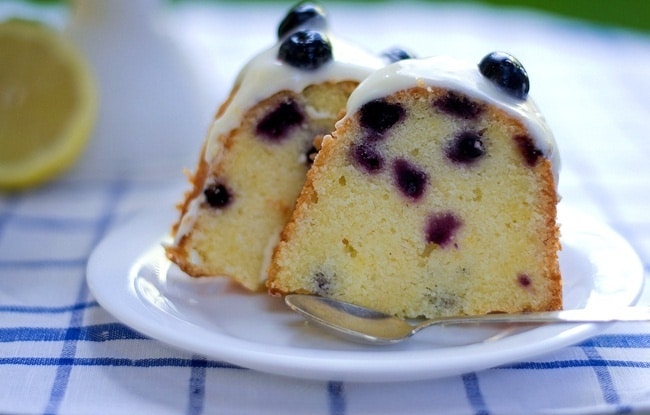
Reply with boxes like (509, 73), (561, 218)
(165, 3), (388, 291)
(267, 52), (562, 318)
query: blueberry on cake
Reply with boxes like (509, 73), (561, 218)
(165, 2), (385, 290)
(268, 52), (562, 318)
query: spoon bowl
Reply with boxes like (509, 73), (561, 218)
(284, 294), (650, 345)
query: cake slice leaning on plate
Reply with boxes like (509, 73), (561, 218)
(268, 52), (562, 318)
(165, 2), (388, 291)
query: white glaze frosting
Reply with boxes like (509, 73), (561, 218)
(342, 56), (561, 184)
(204, 36), (386, 162)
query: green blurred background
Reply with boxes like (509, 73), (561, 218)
(20, 0), (650, 33)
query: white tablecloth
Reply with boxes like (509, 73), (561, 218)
(1, 1), (650, 414)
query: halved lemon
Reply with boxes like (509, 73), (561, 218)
(0, 19), (97, 190)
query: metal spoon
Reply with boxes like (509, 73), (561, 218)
(284, 294), (650, 345)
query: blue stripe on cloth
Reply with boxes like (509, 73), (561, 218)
(0, 301), (99, 314)
(45, 180), (129, 415)
(462, 373), (490, 415)
(500, 359), (650, 370)
(0, 258), (87, 269)
(2, 319), (649, 347)
(187, 355), (208, 415)
(327, 381), (346, 415)
(582, 345), (623, 405)
(0, 357), (242, 369)
(44, 280), (91, 415)
(0, 323), (148, 342)
(583, 345), (635, 414)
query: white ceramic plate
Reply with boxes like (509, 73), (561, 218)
(87, 206), (644, 382)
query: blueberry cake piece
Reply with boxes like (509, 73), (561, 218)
(268, 53), (562, 318)
(165, 2), (385, 290)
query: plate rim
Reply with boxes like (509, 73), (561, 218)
(87, 206), (645, 382)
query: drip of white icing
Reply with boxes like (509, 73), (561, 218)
(343, 56), (561, 185)
(204, 36), (386, 162)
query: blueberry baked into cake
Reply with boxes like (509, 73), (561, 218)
(267, 53), (562, 318)
(165, 3), (389, 290)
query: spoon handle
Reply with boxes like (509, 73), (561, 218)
(414, 306), (650, 332)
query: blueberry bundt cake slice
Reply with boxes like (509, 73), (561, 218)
(268, 53), (562, 318)
(165, 3), (386, 290)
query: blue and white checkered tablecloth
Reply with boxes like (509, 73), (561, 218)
(2, 2), (650, 414)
